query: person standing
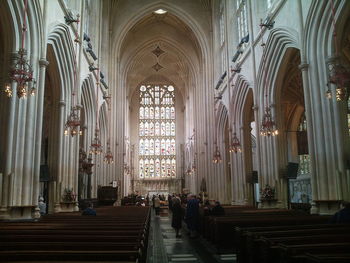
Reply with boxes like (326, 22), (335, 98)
(154, 195), (161, 216)
(152, 195), (156, 209)
(210, 201), (225, 216)
(171, 197), (183, 238)
(330, 201), (350, 223)
(185, 194), (199, 238)
(168, 194), (173, 212)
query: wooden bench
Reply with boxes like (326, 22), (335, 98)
(234, 224), (350, 263)
(0, 206), (151, 262)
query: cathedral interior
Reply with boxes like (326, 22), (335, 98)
(0, 0), (350, 261)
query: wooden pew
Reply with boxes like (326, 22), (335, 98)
(234, 224), (350, 263)
(302, 252), (350, 263)
(278, 243), (350, 263)
(0, 206), (151, 262)
(236, 224), (350, 263)
(209, 213), (330, 251)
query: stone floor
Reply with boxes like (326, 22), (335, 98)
(146, 208), (236, 263)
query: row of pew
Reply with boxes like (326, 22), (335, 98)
(0, 206), (150, 262)
(199, 206), (350, 262)
(235, 223), (350, 263)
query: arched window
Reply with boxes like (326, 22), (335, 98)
(139, 84), (176, 178)
(297, 112), (310, 175)
(236, 0), (248, 50)
(219, 1), (227, 74)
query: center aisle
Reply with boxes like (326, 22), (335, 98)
(146, 207), (236, 263)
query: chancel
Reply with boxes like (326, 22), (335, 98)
(0, 0), (350, 262)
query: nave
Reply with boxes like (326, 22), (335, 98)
(147, 207), (236, 263)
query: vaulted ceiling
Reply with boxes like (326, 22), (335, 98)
(108, 1), (210, 100)
(120, 12), (201, 99)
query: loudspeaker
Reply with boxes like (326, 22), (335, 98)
(252, 171), (258, 183)
(40, 164), (50, 182)
(286, 162), (299, 179)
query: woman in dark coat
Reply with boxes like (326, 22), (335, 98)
(171, 197), (183, 238)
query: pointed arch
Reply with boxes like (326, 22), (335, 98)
(47, 23), (76, 102)
(81, 74), (96, 150)
(256, 27), (299, 106)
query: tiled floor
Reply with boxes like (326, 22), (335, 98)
(146, 208), (236, 263)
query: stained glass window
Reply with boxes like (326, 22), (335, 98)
(236, 0), (248, 50)
(139, 84), (176, 178)
(298, 112), (310, 175)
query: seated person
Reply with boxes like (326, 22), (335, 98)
(202, 200), (211, 216)
(210, 201), (225, 216)
(82, 203), (96, 216)
(330, 201), (350, 224)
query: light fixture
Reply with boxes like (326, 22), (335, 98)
(79, 148), (94, 174)
(259, 39), (278, 137)
(90, 129), (103, 155)
(325, 0), (350, 101)
(260, 106), (278, 136)
(63, 16), (81, 136)
(326, 62), (350, 101)
(192, 153), (197, 172)
(154, 8), (167, 15)
(212, 143), (222, 164)
(4, 0), (36, 99)
(90, 61), (103, 154)
(104, 91), (113, 164)
(229, 132), (242, 153)
(64, 106), (82, 136)
(259, 17), (275, 30)
(104, 141), (114, 164)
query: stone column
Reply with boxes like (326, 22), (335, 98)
(298, 63), (318, 213)
(54, 100), (66, 213)
(32, 59), (49, 218)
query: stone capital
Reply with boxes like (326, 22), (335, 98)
(39, 59), (49, 67)
(10, 51), (21, 62)
(298, 62), (309, 71)
(325, 55), (339, 65)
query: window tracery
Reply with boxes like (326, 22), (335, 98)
(298, 112), (310, 175)
(139, 84), (176, 178)
(236, 0), (248, 50)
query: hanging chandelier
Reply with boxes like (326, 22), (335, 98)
(84, 153), (94, 175)
(90, 129), (103, 155)
(325, 0), (350, 101)
(4, 0), (36, 98)
(229, 132), (242, 153)
(260, 106), (278, 136)
(64, 106), (82, 136)
(212, 144), (222, 164)
(104, 88), (113, 163)
(326, 62), (350, 101)
(104, 141), (114, 164)
(79, 148), (94, 174)
(63, 13), (81, 136)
